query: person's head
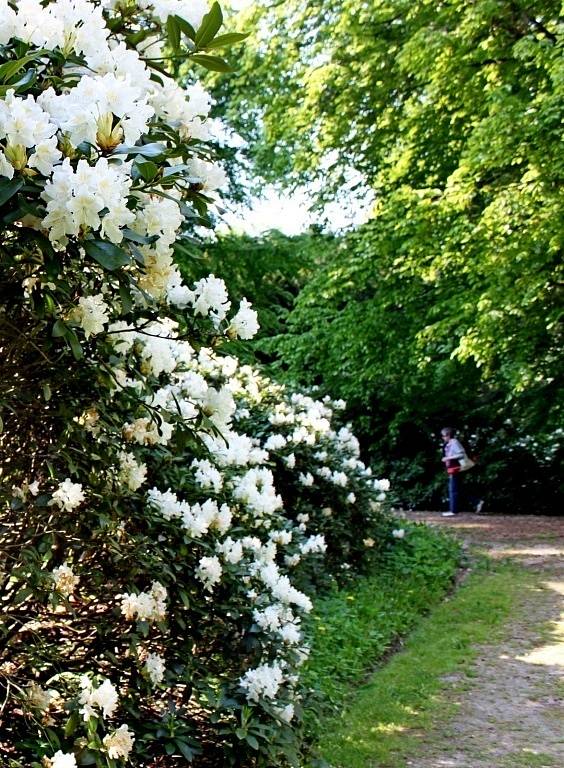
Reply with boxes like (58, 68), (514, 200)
(441, 427), (456, 441)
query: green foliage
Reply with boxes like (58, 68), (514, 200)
(175, 229), (331, 354)
(209, 0), (563, 512)
(301, 524), (461, 746)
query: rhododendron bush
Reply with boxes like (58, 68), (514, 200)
(0, 2), (393, 766)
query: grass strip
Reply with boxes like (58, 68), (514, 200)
(301, 525), (461, 745)
(313, 560), (535, 768)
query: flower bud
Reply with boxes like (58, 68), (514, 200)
(58, 134), (78, 159)
(4, 143), (27, 171)
(96, 112), (124, 152)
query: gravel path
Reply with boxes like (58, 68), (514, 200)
(402, 512), (564, 768)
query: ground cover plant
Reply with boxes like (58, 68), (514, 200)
(300, 524), (461, 753)
(0, 3), (403, 767)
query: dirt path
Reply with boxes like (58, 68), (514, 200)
(401, 512), (564, 768)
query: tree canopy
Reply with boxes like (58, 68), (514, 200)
(206, 0), (563, 511)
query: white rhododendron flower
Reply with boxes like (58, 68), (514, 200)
(298, 472), (314, 487)
(28, 136), (63, 176)
(229, 298), (260, 340)
(41, 158), (134, 247)
(191, 457), (223, 492)
(188, 157), (228, 193)
(79, 677), (118, 721)
(118, 451), (148, 492)
(196, 555), (223, 591)
(73, 294), (110, 339)
(50, 752), (77, 768)
(274, 703), (295, 723)
(189, 274), (231, 325)
(145, 653), (166, 685)
(0, 89), (57, 148)
(52, 564), (79, 596)
(239, 662), (284, 703)
(299, 535), (327, 556)
(103, 724), (135, 759)
(50, 479), (85, 512)
(120, 582), (167, 622)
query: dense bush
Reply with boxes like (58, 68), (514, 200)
(0, 3), (399, 767)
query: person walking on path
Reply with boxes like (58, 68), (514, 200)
(440, 427), (484, 516)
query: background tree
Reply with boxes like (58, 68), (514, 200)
(206, 0), (563, 512)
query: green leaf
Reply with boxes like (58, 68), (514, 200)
(195, 2), (223, 48)
(0, 50), (46, 83)
(52, 320), (68, 338)
(66, 329), (83, 360)
(118, 281), (133, 314)
(133, 158), (159, 182)
(175, 740), (196, 760)
(122, 228), (157, 245)
(15, 587), (33, 604)
(64, 711), (80, 737)
(114, 142), (166, 159)
(176, 15), (196, 41)
(77, 750), (97, 766)
(0, 66), (37, 97)
(84, 239), (130, 270)
(246, 734), (259, 750)
(0, 178), (24, 207)
(203, 32), (250, 49)
(167, 15), (181, 53)
(190, 54), (233, 73)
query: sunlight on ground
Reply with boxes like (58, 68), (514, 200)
(516, 580), (564, 669)
(370, 723), (406, 734)
(488, 547), (564, 559)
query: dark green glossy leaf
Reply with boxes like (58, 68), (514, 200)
(133, 158), (159, 182)
(195, 2), (223, 48)
(0, 50), (46, 83)
(167, 15), (181, 52)
(176, 15), (196, 41)
(190, 53), (233, 72)
(52, 320), (67, 338)
(84, 239), (130, 270)
(204, 32), (250, 49)
(0, 177), (24, 207)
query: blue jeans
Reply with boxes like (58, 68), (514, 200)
(448, 473), (460, 514)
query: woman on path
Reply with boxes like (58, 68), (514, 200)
(440, 427), (484, 516)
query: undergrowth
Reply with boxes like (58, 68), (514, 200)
(301, 523), (462, 747)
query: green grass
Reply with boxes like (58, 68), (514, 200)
(310, 561), (535, 768)
(500, 751), (560, 768)
(301, 524), (461, 743)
